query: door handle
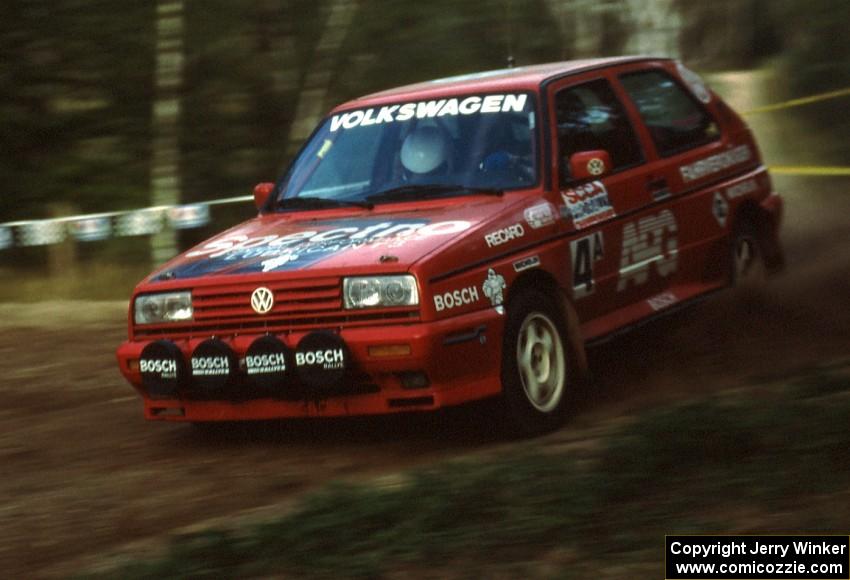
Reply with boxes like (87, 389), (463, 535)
(648, 177), (671, 200)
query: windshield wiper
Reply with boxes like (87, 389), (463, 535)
(275, 196), (374, 211)
(366, 184), (503, 204)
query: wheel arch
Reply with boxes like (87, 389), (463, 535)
(507, 269), (589, 380)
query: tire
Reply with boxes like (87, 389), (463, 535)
(500, 288), (572, 436)
(730, 221), (767, 290)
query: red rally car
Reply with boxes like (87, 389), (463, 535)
(117, 57), (783, 435)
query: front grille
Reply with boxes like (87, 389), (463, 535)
(133, 277), (420, 340)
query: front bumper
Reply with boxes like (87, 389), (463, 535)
(116, 308), (505, 421)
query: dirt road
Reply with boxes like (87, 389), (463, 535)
(2, 181), (848, 578)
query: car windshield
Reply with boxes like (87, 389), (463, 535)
(273, 92), (538, 208)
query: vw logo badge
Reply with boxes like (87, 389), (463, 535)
(250, 287), (274, 314)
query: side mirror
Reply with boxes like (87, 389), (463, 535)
(253, 182), (275, 212)
(569, 150), (612, 181)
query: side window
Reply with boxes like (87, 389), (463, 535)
(555, 79), (643, 185)
(619, 70), (720, 157)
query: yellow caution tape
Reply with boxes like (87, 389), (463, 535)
(769, 166), (850, 176)
(743, 87), (850, 116)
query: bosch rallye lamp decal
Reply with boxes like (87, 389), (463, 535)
(139, 340), (186, 397)
(329, 94), (529, 132)
(245, 335), (292, 391)
(173, 218), (472, 278)
(295, 331), (349, 389)
(190, 339), (238, 392)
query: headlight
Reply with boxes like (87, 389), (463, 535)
(134, 291), (193, 324)
(343, 275), (419, 309)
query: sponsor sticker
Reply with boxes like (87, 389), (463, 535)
(725, 178), (758, 200)
(513, 255), (540, 273)
(712, 191), (729, 228)
(524, 202), (556, 230)
(115, 209), (164, 237)
(295, 331), (349, 389)
(434, 286), (479, 312)
(70, 216), (111, 242)
(618, 209), (678, 291)
(329, 94), (529, 132)
(0, 226), (12, 250)
(680, 145), (752, 182)
(482, 268), (506, 307)
(484, 223), (525, 248)
(647, 291), (677, 311)
(570, 232), (604, 299)
(168, 204), (210, 230)
(561, 180), (616, 229)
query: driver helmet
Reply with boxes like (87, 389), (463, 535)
(400, 126), (448, 174)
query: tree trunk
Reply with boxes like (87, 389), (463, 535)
(285, 0), (357, 158)
(150, 0), (185, 266)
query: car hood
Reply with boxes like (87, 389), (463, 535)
(149, 198), (517, 281)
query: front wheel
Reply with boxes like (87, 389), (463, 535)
(500, 289), (571, 436)
(730, 223), (767, 290)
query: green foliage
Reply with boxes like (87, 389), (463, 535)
(82, 364), (850, 579)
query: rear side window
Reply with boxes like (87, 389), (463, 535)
(620, 70), (720, 157)
(555, 79), (643, 184)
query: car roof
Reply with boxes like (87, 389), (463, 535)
(335, 56), (665, 112)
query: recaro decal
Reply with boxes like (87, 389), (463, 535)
(680, 145), (752, 182)
(617, 209), (678, 291)
(570, 231), (604, 299)
(329, 94), (528, 132)
(484, 223), (525, 248)
(561, 180), (616, 229)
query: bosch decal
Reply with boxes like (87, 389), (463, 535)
(191, 356), (230, 376)
(329, 94), (528, 132)
(617, 209), (678, 291)
(561, 180), (616, 229)
(570, 231), (604, 299)
(484, 223), (525, 248)
(140, 359), (178, 378)
(246, 353), (287, 374)
(434, 286), (480, 312)
(296, 349), (345, 370)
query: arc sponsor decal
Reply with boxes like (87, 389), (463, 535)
(434, 286), (479, 312)
(484, 223), (524, 248)
(523, 202), (556, 229)
(617, 209), (678, 291)
(680, 145), (752, 182)
(329, 94), (528, 132)
(570, 231), (604, 299)
(561, 180), (616, 229)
